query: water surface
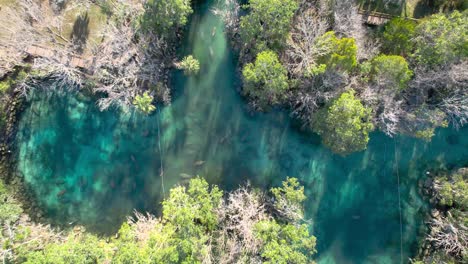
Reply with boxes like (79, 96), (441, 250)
(15, 1), (468, 263)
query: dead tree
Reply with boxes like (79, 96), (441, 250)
(215, 186), (267, 263)
(285, 8), (329, 77)
(332, 0), (379, 60)
(92, 1), (171, 111)
(212, 0), (240, 33)
(406, 60), (468, 129)
(427, 213), (468, 258)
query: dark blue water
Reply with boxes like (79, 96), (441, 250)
(15, 1), (468, 263)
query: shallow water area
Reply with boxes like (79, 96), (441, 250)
(14, 1), (468, 263)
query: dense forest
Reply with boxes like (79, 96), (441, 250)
(0, 0), (467, 263)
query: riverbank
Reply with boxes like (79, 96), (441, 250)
(414, 168), (468, 263)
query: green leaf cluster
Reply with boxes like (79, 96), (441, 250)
(314, 31), (358, 73)
(413, 10), (468, 66)
(242, 50), (289, 106)
(254, 220), (316, 264)
(141, 0), (193, 35)
(369, 54), (413, 90)
(438, 170), (468, 209)
(239, 0), (298, 53)
(0, 180), (23, 225)
(177, 55), (200, 76)
(16, 177), (317, 263)
(271, 177), (306, 221)
(24, 234), (112, 264)
(313, 90), (374, 155)
(133, 92), (156, 114)
(382, 18), (416, 56)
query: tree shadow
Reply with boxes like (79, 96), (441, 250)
(70, 12), (90, 54)
(413, 0), (437, 18)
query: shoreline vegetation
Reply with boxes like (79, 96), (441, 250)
(1, 177), (317, 263)
(414, 168), (468, 263)
(217, 0), (467, 155)
(0, 0), (467, 263)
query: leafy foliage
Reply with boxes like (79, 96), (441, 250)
(314, 31), (358, 72)
(133, 92), (156, 114)
(12, 177), (316, 263)
(254, 220), (316, 264)
(313, 90), (374, 155)
(382, 18), (416, 56)
(413, 10), (468, 66)
(0, 181), (22, 225)
(176, 55), (200, 76)
(141, 0), (193, 34)
(271, 177), (306, 222)
(242, 50), (289, 106)
(24, 234), (111, 264)
(437, 171), (468, 209)
(369, 54), (413, 90)
(239, 0), (298, 53)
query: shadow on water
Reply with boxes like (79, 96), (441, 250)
(14, 0), (468, 263)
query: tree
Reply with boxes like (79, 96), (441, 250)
(254, 220), (316, 264)
(133, 92), (156, 114)
(382, 17), (416, 56)
(141, 0), (193, 34)
(0, 181), (22, 225)
(313, 90), (374, 155)
(161, 177), (222, 262)
(369, 54), (413, 90)
(23, 234), (111, 264)
(242, 50), (289, 106)
(271, 177), (306, 222)
(285, 8), (329, 77)
(239, 0), (298, 53)
(423, 168), (468, 260)
(175, 55), (200, 76)
(413, 11), (468, 67)
(314, 31), (358, 72)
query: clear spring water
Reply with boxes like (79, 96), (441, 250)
(15, 1), (468, 263)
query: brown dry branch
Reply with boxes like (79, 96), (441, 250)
(212, 0), (240, 33)
(406, 61), (468, 129)
(215, 186), (268, 263)
(291, 70), (349, 125)
(332, 0), (379, 60)
(91, 1), (171, 111)
(427, 213), (468, 257)
(285, 8), (329, 77)
(128, 211), (160, 244)
(1, 215), (65, 263)
(361, 81), (404, 136)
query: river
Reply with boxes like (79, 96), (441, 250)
(14, 1), (468, 263)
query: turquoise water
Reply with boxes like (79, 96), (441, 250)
(15, 1), (468, 263)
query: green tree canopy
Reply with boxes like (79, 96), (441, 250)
(239, 0), (298, 53)
(176, 55), (200, 76)
(133, 92), (156, 114)
(254, 220), (316, 264)
(242, 50), (289, 106)
(370, 54), (413, 90)
(141, 0), (192, 34)
(271, 177), (306, 222)
(313, 90), (374, 155)
(382, 17), (416, 56)
(413, 10), (468, 66)
(314, 31), (358, 72)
